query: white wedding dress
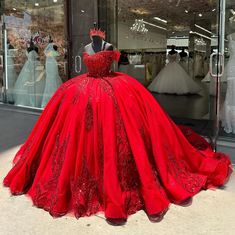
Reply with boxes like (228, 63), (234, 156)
(41, 43), (62, 108)
(221, 35), (235, 133)
(6, 44), (17, 103)
(14, 50), (45, 107)
(148, 53), (201, 95)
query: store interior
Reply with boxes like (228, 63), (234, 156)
(116, 0), (235, 139)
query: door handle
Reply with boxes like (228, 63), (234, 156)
(209, 52), (224, 78)
(75, 55), (81, 73)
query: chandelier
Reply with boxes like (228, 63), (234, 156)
(194, 38), (206, 46)
(229, 9), (235, 23)
(130, 19), (148, 34)
(194, 37), (206, 52)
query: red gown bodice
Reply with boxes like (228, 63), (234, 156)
(83, 51), (120, 77)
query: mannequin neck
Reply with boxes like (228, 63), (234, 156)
(169, 49), (177, 55)
(91, 36), (104, 52)
(180, 50), (187, 57)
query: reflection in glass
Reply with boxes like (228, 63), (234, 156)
(2, 0), (66, 108)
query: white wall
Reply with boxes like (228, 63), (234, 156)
(167, 38), (189, 47)
(118, 21), (167, 51)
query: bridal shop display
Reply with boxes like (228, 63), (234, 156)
(6, 40), (17, 103)
(1, 0), (65, 108)
(41, 42), (63, 108)
(148, 46), (202, 94)
(221, 33), (235, 134)
(8, 39), (63, 108)
(13, 42), (45, 107)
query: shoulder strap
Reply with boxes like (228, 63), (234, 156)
(102, 42), (107, 51)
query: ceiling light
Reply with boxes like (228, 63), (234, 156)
(12, 8), (16, 11)
(35, 3), (39, 6)
(195, 24), (212, 34)
(189, 31), (211, 40)
(130, 8), (150, 15)
(53, 0), (58, 2)
(212, 8), (216, 12)
(176, 0), (181, 7)
(184, 9), (189, 13)
(142, 20), (167, 31)
(81, 10), (85, 13)
(198, 13), (202, 17)
(153, 17), (167, 24)
(194, 38), (206, 46)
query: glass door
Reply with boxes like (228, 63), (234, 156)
(218, 0), (235, 141)
(115, 0), (223, 148)
(1, 0), (67, 109)
(0, 2), (4, 102)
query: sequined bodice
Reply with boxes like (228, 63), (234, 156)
(83, 50), (120, 77)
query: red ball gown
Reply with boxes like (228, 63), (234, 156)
(4, 50), (232, 221)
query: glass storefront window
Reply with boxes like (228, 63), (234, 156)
(116, 1), (220, 142)
(1, 0), (67, 108)
(219, 0), (235, 139)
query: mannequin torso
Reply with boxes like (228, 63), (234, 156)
(168, 49), (177, 55)
(179, 49), (187, 58)
(84, 36), (113, 55)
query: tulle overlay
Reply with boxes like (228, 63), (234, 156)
(148, 53), (201, 95)
(4, 51), (232, 220)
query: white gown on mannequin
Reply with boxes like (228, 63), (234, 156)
(6, 44), (17, 103)
(14, 50), (45, 107)
(41, 43), (62, 108)
(148, 53), (201, 94)
(221, 35), (235, 133)
(179, 56), (188, 72)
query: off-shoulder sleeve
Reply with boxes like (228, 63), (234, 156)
(113, 50), (121, 61)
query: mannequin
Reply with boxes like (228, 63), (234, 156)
(179, 48), (188, 72)
(7, 39), (14, 50)
(118, 50), (129, 66)
(14, 39), (45, 107)
(41, 42), (62, 108)
(84, 27), (113, 54)
(221, 32), (235, 133)
(168, 45), (177, 55)
(148, 45), (201, 94)
(27, 38), (39, 54)
(179, 48), (187, 58)
(6, 39), (17, 103)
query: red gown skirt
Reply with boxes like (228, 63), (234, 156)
(3, 72), (232, 220)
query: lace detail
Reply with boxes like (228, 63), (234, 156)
(179, 126), (209, 151)
(167, 154), (204, 193)
(33, 133), (70, 213)
(71, 157), (102, 218)
(85, 99), (93, 132)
